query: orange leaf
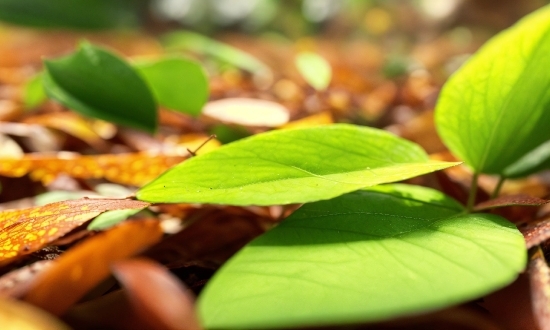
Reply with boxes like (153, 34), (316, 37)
(112, 258), (202, 330)
(0, 152), (185, 186)
(0, 198), (149, 263)
(24, 219), (162, 316)
(0, 297), (70, 330)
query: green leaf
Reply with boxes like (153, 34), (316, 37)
(503, 140), (550, 178)
(134, 56), (209, 117)
(87, 208), (142, 231)
(162, 31), (271, 76)
(198, 184), (526, 329)
(435, 5), (550, 174)
(43, 42), (157, 133)
(295, 52), (332, 91)
(137, 124), (458, 205)
(23, 73), (47, 109)
(0, 0), (137, 30)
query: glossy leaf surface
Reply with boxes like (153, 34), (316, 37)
(137, 124), (459, 205)
(43, 43), (157, 133)
(135, 56), (208, 116)
(295, 52), (332, 91)
(198, 184), (526, 329)
(435, 5), (550, 174)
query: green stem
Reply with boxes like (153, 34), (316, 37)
(491, 176), (505, 199)
(466, 172), (479, 213)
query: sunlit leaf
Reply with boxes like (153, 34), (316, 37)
(43, 42), (157, 133)
(0, 297), (70, 330)
(24, 220), (162, 316)
(0, 198), (149, 264)
(295, 52), (332, 91)
(23, 73), (47, 109)
(137, 124), (459, 205)
(112, 258), (202, 330)
(0, 0), (137, 29)
(0, 152), (186, 186)
(198, 184), (526, 329)
(162, 31), (271, 76)
(134, 56), (209, 117)
(435, 5), (550, 174)
(202, 98), (290, 127)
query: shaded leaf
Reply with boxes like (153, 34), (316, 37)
(0, 297), (70, 329)
(0, 152), (186, 186)
(474, 194), (548, 212)
(135, 56), (209, 117)
(24, 219), (162, 316)
(503, 140), (550, 178)
(0, 198), (149, 263)
(112, 258), (202, 330)
(528, 246), (550, 330)
(43, 42), (157, 133)
(295, 52), (332, 91)
(137, 124), (459, 206)
(162, 31), (271, 76)
(202, 98), (290, 127)
(198, 184), (526, 329)
(435, 5), (550, 174)
(88, 208), (143, 231)
(0, 0), (137, 30)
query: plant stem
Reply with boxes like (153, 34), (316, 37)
(491, 176), (505, 199)
(466, 172), (479, 213)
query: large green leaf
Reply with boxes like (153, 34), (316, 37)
(43, 43), (157, 133)
(134, 56), (209, 117)
(137, 124), (458, 205)
(0, 0), (137, 30)
(198, 184), (526, 329)
(435, 5), (550, 174)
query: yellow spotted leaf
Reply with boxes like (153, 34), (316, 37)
(0, 198), (150, 264)
(0, 153), (186, 186)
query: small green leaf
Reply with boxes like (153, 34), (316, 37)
(43, 42), (157, 133)
(0, 0), (137, 30)
(162, 31), (271, 76)
(134, 56), (209, 117)
(23, 73), (47, 109)
(295, 52), (332, 91)
(503, 140), (550, 178)
(198, 184), (526, 329)
(435, 5), (550, 174)
(87, 208), (142, 231)
(137, 124), (459, 205)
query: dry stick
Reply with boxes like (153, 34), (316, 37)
(186, 134), (217, 157)
(466, 172), (480, 213)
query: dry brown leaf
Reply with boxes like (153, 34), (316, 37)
(0, 297), (70, 330)
(522, 217), (550, 249)
(474, 194), (549, 212)
(0, 198), (149, 263)
(112, 258), (202, 330)
(0, 260), (54, 298)
(24, 219), (162, 315)
(529, 246), (550, 330)
(0, 152), (186, 185)
(203, 98), (290, 127)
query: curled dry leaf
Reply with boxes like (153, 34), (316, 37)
(0, 198), (149, 264)
(0, 152), (186, 186)
(112, 258), (202, 330)
(0, 297), (70, 330)
(474, 194), (549, 212)
(522, 217), (550, 249)
(529, 246), (550, 330)
(202, 98), (290, 127)
(24, 219), (162, 316)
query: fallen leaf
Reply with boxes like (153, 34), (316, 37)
(0, 198), (149, 264)
(112, 258), (202, 330)
(0, 152), (186, 186)
(474, 194), (548, 212)
(24, 219), (162, 315)
(522, 217), (550, 249)
(528, 246), (550, 330)
(0, 297), (70, 330)
(202, 98), (290, 127)
(0, 260), (53, 298)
